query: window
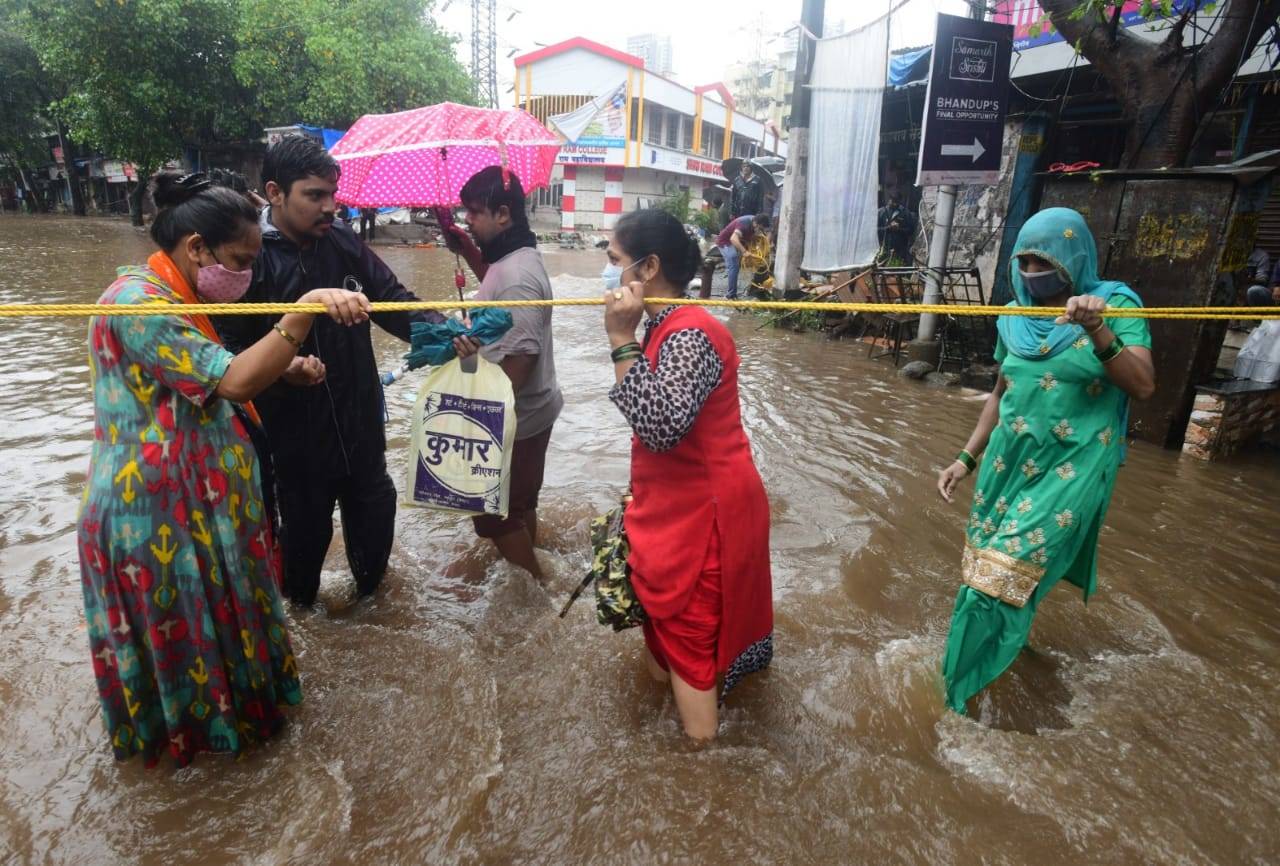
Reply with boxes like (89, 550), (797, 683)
(701, 127), (722, 158)
(644, 106), (661, 145)
(534, 183), (562, 209)
(681, 115), (694, 152)
(664, 112), (679, 149)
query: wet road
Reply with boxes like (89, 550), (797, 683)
(1, 215), (1277, 865)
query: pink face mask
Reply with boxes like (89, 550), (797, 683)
(196, 254), (253, 303)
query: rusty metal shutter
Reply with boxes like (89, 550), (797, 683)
(1250, 109), (1280, 254)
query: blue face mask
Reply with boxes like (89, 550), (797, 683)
(602, 260), (639, 291)
(1019, 267), (1071, 300)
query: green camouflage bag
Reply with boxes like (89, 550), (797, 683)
(559, 498), (647, 631)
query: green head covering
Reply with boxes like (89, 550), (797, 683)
(998, 207), (1141, 360)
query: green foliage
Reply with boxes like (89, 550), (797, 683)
(689, 207), (718, 235)
(2, 0), (471, 176)
(234, 0), (473, 129)
(0, 23), (51, 172)
(17, 0), (244, 173)
(654, 186), (693, 223)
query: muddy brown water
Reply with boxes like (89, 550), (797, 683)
(0, 214), (1278, 866)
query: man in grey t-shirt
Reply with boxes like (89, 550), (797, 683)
(450, 167), (562, 581)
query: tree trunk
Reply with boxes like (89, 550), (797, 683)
(1042, 0), (1280, 171)
(56, 123), (86, 217)
(128, 172), (150, 227)
(1118, 59), (1201, 169)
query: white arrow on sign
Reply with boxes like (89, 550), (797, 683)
(940, 138), (986, 162)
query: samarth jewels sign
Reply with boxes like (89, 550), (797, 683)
(916, 13), (1013, 187)
(950, 36), (996, 83)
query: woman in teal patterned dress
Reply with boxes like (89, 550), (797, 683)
(935, 207), (1156, 714)
(78, 171), (370, 766)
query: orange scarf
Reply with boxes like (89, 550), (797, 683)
(147, 250), (263, 428)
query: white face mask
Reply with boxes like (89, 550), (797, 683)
(602, 260), (639, 291)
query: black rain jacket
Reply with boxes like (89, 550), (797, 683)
(218, 209), (443, 481)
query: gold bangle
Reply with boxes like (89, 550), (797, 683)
(273, 323), (301, 348)
(1086, 321), (1106, 336)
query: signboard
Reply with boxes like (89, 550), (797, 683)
(643, 145), (723, 180)
(576, 87), (627, 148)
(556, 144), (625, 166)
(103, 160), (131, 183)
(993, 0), (1201, 52)
(916, 13), (1013, 187)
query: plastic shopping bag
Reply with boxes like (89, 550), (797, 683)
(1233, 320), (1280, 385)
(405, 356), (517, 516)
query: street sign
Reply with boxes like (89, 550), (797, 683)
(916, 13), (1013, 187)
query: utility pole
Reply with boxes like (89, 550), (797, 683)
(471, 0), (498, 109)
(910, 0), (985, 363)
(774, 0), (824, 295)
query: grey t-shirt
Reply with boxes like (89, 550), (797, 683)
(476, 246), (563, 439)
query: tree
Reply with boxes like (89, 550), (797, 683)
(656, 185), (693, 223)
(15, 0), (245, 224)
(233, 0), (473, 129)
(6, 0), (471, 225)
(1039, 0), (1280, 168)
(0, 25), (53, 211)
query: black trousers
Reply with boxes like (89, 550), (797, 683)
(276, 463), (397, 606)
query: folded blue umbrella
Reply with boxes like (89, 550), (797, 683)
(404, 307), (514, 370)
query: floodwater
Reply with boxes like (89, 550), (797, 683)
(1, 214), (1278, 866)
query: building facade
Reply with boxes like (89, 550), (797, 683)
(626, 34), (674, 76)
(514, 38), (786, 231)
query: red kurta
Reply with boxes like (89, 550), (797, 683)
(625, 306), (773, 690)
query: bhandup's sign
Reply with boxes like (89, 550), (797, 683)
(916, 13), (1013, 187)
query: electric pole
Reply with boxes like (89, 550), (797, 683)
(912, 0), (986, 360)
(471, 0), (498, 109)
(774, 0), (824, 294)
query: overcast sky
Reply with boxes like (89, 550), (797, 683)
(433, 0), (971, 100)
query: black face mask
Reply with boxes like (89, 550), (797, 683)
(1019, 267), (1070, 300)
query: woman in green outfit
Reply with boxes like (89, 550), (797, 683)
(935, 207), (1156, 714)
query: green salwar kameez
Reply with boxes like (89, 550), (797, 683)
(942, 208), (1152, 713)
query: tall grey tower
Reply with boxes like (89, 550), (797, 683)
(471, 0), (498, 108)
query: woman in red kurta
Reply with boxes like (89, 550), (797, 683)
(602, 209), (773, 739)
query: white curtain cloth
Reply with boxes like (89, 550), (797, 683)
(802, 20), (888, 272)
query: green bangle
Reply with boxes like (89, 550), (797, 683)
(1094, 335), (1125, 363)
(956, 449), (978, 473)
(611, 342), (642, 363)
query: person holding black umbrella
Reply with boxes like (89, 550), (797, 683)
(730, 162), (763, 219)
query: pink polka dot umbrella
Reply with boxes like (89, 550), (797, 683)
(330, 102), (562, 207)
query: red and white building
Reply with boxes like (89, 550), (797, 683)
(513, 38), (786, 231)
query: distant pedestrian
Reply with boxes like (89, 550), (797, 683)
(602, 208), (773, 739)
(877, 194), (916, 265)
(715, 213), (771, 300)
(730, 162), (763, 219)
(359, 207), (377, 241)
(935, 207), (1155, 715)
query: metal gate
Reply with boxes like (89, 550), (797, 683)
(1040, 154), (1279, 447)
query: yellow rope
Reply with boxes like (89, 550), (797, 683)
(0, 298), (1278, 320)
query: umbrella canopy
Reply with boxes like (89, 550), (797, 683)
(330, 102), (562, 207)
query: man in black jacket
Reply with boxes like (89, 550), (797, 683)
(219, 135), (445, 607)
(730, 162), (763, 220)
